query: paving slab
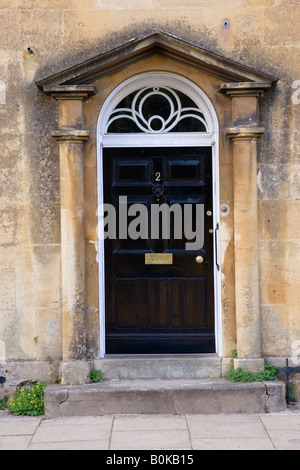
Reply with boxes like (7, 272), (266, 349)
(110, 415), (191, 449)
(30, 415), (113, 443)
(260, 413), (300, 430)
(191, 438), (274, 450)
(264, 430), (300, 450)
(0, 435), (33, 450)
(187, 414), (267, 439)
(28, 440), (110, 450)
(0, 415), (42, 436)
(1, 409), (300, 450)
(110, 429), (192, 450)
(113, 414), (187, 431)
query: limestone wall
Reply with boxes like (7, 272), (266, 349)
(0, 0), (299, 376)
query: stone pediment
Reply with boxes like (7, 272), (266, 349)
(36, 31), (278, 95)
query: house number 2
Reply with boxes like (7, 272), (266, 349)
(155, 172), (161, 182)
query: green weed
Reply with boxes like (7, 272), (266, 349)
(225, 361), (278, 383)
(89, 369), (105, 383)
(8, 381), (47, 416)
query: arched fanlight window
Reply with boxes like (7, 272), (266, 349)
(106, 86), (208, 134)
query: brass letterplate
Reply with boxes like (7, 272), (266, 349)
(145, 253), (173, 265)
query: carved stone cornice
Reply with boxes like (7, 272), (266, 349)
(36, 32), (278, 93)
(42, 85), (96, 99)
(218, 82), (273, 97)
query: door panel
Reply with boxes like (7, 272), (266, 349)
(103, 147), (215, 354)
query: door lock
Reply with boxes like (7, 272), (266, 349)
(195, 255), (204, 264)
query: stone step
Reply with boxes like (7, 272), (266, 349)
(93, 354), (222, 380)
(44, 379), (286, 418)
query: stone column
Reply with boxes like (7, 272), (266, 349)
(53, 129), (88, 362)
(219, 83), (271, 372)
(49, 88), (95, 383)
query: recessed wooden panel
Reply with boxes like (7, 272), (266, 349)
(183, 279), (205, 328)
(114, 196), (151, 251)
(114, 159), (151, 183)
(166, 158), (204, 183)
(115, 279), (137, 329)
(136, 279), (150, 329)
(149, 279), (169, 328)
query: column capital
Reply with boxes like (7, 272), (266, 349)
(49, 86), (94, 131)
(226, 126), (265, 141)
(219, 82), (271, 129)
(52, 129), (89, 143)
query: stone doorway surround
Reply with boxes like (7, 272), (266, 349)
(36, 31), (278, 384)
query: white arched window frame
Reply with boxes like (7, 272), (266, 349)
(97, 72), (222, 358)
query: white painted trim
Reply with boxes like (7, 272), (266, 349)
(97, 72), (222, 358)
(100, 132), (214, 147)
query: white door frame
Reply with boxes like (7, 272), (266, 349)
(96, 72), (222, 358)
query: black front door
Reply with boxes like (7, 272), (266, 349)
(103, 147), (215, 354)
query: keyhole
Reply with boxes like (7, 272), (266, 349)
(152, 184), (164, 198)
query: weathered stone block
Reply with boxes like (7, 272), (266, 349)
(44, 379), (287, 418)
(0, 266), (15, 310)
(59, 361), (91, 385)
(264, 381), (286, 413)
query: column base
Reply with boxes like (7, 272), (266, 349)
(234, 358), (265, 373)
(59, 361), (92, 385)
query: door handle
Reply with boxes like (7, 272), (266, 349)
(215, 223), (220, 271)
(195, 255), (204, 264)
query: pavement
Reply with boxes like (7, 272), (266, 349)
(1, 405), (300, 450)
